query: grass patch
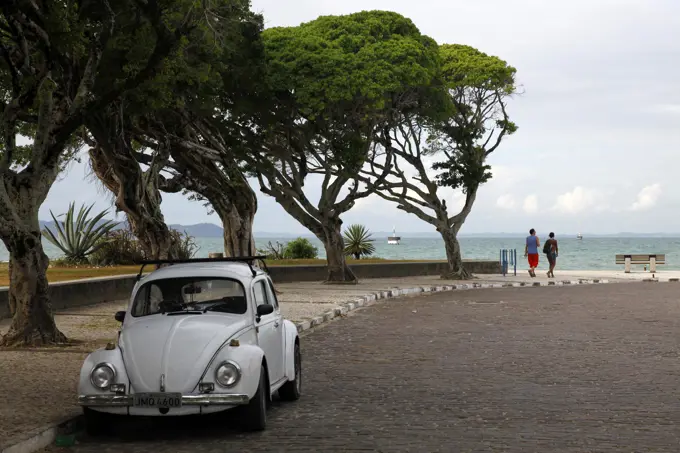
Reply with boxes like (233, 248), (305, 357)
(0, 258), (444, 287)
(0, 263), (139, 287)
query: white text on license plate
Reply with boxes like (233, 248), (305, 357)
(133, 393), (182, 408)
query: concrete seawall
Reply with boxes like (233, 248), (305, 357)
(0, 260), (500, 319)
(268, 259), (501, 282)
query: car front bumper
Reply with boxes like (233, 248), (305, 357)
(78, 393), (250, 407)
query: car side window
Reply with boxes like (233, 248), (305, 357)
(131, 283), (164, 317)
(131, 285), (149, 317)
(265, 279), (279, 310)
(253, 280), (269, 307)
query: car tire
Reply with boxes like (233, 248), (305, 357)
(242, 365), (267, 431)
(83, 407), (110, 437)
(278, 342), (301, 401)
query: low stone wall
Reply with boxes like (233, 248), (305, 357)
(0, 260), (499, 319)
(0, 275), (136, 320)
(267, 260), (500, 283)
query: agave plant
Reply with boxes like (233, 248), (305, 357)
(343, 224), (376, 260)
(42, 202), (120, 264)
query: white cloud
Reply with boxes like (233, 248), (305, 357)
(554, 186), (608, 214)
(489, 165), (532, 188)
(630, 184), (662, 211)
(523, 195), (538, 214)
(496, 194), (517, 209)
(649, 104), (680, 114)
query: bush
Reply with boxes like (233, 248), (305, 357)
(169, 229), (199, 260)
(89, 229), (145, 266)
(49, 257), (81, 268)
(89, 225), (199, 266)
(257, 241), (286, 260)
(283, 237), (318, 259)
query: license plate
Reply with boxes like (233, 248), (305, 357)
(133, 392), (182, 408)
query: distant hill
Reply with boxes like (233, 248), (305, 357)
(169, 223), (223, 237)
(39, 220), (225, 238)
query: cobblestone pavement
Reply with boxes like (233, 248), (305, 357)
(43, 283), (680, 453)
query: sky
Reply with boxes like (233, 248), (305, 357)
(41, 0), (680, 235)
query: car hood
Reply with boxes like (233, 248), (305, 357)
(120, 314), (249, 393)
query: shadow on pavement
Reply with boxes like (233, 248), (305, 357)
(77, 400), (286, 444)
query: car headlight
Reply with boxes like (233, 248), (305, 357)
(90, 363), (116, 389)
(215, 361), (241, 387)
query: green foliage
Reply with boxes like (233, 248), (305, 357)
(89, 229), (145, 266)
(89, 225), (198, 266)
(1, 0), (213, 170)
(260, 10), (441, 172)
(343, 224), (376, 259)
(426, 44), (518, 192)
(284, 238), (319, 259)
(96, 0), (264, 115)
(263, 11), (438, 116)
(42, 203), (120, 265)
(439, 44), (516, 93)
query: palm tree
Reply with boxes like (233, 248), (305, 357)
(42, 202), (120, 264)
(343, 224), (376, 259)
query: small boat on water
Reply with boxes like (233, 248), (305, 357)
(577, 232), (583, 240)
(387, 227), (401, 245)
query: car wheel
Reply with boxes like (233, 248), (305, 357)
(83, 407), (110, 437)
(278, 342), (301, 401)
(242, 365), (267, 431)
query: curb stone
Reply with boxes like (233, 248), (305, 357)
(1, 415), (82, 453)
(293, 278), (611, 333)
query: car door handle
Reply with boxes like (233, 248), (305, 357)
(274, 321), (280, 328)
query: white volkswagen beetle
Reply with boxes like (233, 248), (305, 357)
(77, 257), (301, 434)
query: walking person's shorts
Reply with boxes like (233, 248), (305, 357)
(527, 253), (539, 268)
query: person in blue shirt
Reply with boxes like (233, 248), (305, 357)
(524, 228), (540, 277)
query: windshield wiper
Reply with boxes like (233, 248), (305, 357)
(165, 310), (203, 316)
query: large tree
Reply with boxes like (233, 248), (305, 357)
(360, 44), (517, 279)
(0, 0), (205, 346)
(248, 10), (440, 282)
(86, 0), (263, 259)
(129, 124), (259, 257)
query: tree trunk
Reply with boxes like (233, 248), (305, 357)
(166, 149), (258, 258)
(320, 220), (356, 283)
(220, 204), (256, 257)
(89, 145), (173, 259)
(87, 112), (174, 260)
(0, 154), (68, 346)
(439, 226), (472, 280)
(0, 230), (67, 346)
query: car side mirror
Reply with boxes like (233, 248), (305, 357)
(114, 311), (126, 323)
(256, 304), (274, 322)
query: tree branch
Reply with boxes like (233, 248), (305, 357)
(50, 0), (198, 162)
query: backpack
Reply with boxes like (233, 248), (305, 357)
(542, 239), (551, 255)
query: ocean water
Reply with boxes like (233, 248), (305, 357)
(2, 236), (678, 271)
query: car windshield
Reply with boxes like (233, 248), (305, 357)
(131, 277), (247, 317)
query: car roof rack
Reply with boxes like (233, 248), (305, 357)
(135, 256), (269, 280)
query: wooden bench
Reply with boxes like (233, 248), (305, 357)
(615, 254), (666, 273)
